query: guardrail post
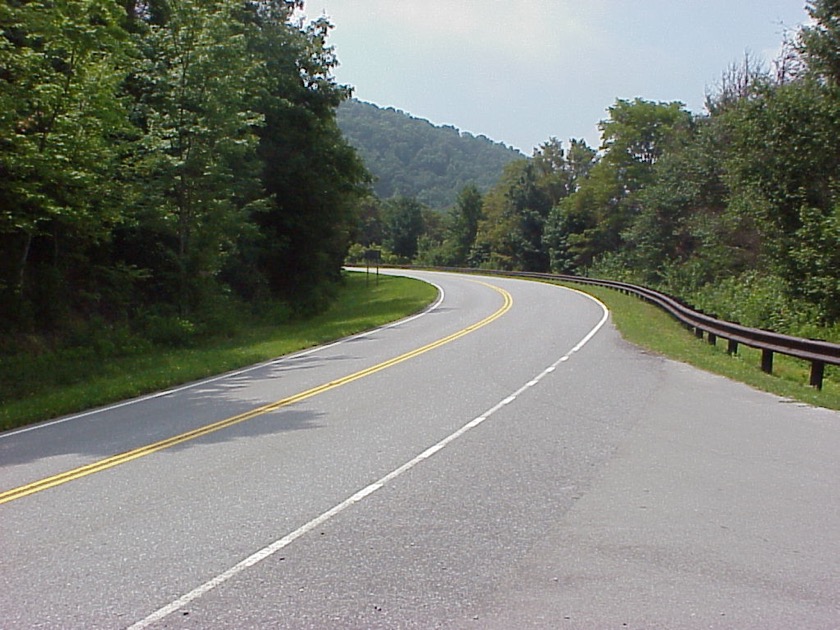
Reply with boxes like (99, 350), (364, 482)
(810, 361), (825, 390)
(464, 267), (840, 390)
(761, 349), (774, 374)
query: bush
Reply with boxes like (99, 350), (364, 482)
(143, 315), (198, 347)
(690, 271), (822, 333)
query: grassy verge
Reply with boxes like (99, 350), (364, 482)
(0, 272), (438, 431)
(557, 282), (840, 411)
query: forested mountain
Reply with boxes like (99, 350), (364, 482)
(336, 99), (524, 209)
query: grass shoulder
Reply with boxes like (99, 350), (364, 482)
(556, 282), (840, 411)
(0, 272), (438, 431)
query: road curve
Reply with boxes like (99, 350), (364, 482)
(1, 270), (839, 629)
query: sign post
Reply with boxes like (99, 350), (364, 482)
(364, 249), (381, 285)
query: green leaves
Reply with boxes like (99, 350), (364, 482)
(0, 0), (130, 234)
(799, 0), (840, 86)
(135, 0), (262, 290)
(791, 204), (840, 321)
(1, 0), (370, 331)
(382, 197), (425, 260)
(247, 5), (370, 298)
(336, 99), (523, 209)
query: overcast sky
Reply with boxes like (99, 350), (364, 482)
(298, 1), (811, 154)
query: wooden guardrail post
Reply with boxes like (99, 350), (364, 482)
(810, 361), (825, 390)
(420, 267), (840, 391)
(761, 349), (774, 374)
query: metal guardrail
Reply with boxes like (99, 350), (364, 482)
(412, 267), (840, 390)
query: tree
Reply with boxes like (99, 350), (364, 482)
(704, 53), (770, 115)
(531, 137), (594, 204)
(353, 195), (385, 247)
(715, 76), (840, 319)
(792, 204), (840, 321)
(449, 184), (484, 264)
(544, 161), (623, 272)
(0, 0), (376, 339)
(723, 80), (838, 244)
(618, 117), (744, 290)
(798, 0), (840, 86)
(565, 139), (598, 190)
(0, 0), (132, 325)
(545, 99), (692, 273)
(382, 196), (424, 260)
(128, 0), (263, 313)
(247, 9), (369, 300)
(473, 159), (550, 271)
(600, 98), (692, 184)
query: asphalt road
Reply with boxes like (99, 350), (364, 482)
(1, 270), (838, 629)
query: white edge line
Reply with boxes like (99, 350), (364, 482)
(1, 278), (445, 440)
(127, 282), (610, 629)
(554, 285), (610, 363)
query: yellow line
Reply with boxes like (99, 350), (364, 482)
(0, 281), (513, 506)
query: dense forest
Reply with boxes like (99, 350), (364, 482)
(357, 0), (840, 340)
(336, 99), (524, 209)
(0, 0), (368, 347)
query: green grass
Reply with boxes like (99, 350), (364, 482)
(556, 282), (840, 411)
(0, 272), (438, 431)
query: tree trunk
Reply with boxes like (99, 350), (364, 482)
(18, 231), (32, 295)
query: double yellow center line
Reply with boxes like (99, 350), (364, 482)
(0, 281), (512, 506)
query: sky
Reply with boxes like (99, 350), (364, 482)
(297, 1), (811, 155)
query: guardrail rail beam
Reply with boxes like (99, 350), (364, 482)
(401, 266), (840, 391)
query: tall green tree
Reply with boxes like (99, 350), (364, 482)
(247, 7), (369, 299)
(721, 80), (839, 282)
(792, 205), (840, 321)
(450, 183), (484, 264)
(599, 98), (692, 187)
(382, 196), (424, 260)
(544, 160), (624, 272)
(619, 117), (743, 290)
(126, 0), (262, 313)
(0, 0), (132, 325)
(531, 137), (594, 205)
(352, 195), (385, 248)
(412, 183), (485, 267)
(474, 160), (543, 271)
(545, 99), (691, 273)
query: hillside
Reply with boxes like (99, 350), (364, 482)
(337, 99), (525, 209)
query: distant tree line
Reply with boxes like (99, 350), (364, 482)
(0, 0), (368, 341)
(351, 0), (840, 338)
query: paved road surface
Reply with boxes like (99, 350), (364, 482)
(1, 270), (838, 628)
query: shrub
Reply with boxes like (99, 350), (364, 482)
(143, 315), (198, 347)
(690, 271), (821, 333)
